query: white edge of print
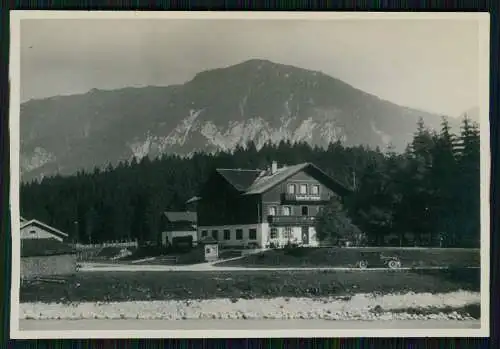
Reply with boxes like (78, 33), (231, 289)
(8, 10), (491, 339)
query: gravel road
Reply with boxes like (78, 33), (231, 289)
(79, 262), (479, 272)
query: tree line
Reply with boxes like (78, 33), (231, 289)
(20, 116), (480, 247)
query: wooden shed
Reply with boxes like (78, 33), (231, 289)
(20, 219), (68, 242)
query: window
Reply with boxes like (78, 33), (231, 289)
(301, 206), (309, 216)
(236, 229), (243, 240)
(311, 184), (320, 195)
(224, 229), (231, 240)
(300, 184), (308, 194)
(283, 206), (291, 216)
(249, 228), (257, 240)
(201, 230), (208, 237)
(287, 183), (296, 194)
(283, 227), (292, 239)
(212, 230), (219, 240)
(270, 227), (278, 239)
(29, 230), (36, 235)
(268, 206), (277, 216)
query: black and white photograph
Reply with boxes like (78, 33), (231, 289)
(9, 11), (490, 338)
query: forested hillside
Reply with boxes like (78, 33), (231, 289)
(20, 116), (480, 247)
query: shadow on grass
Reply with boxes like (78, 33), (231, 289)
(412, 267), (480, 291)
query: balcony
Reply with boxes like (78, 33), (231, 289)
(267, 215), (316, 226)
(282, 193), (330, 203)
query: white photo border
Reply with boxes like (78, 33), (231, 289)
(8, 10), (491, 339)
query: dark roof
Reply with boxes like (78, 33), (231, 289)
(215, 169), (261, 192)
(244, 162), (352, 196)
(20, 219), (68, 239)
(206, 163), (352, 198)
(21, 238), (76, 257)
(163, 211), (197, 223)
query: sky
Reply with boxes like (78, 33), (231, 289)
(20, 16), (483, 117)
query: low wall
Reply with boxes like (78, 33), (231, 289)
(21, 254), (77, 280)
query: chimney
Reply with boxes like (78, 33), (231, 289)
(271, 161), (278, 174)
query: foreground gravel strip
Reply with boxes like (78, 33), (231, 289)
(21, 291), (479, 321)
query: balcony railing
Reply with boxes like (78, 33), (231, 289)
(267, 215), (316, 226)
(282, 193), (330, 203)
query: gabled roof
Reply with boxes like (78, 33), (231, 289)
(163, 211), (197, 223)
(207, 162), (352, 197)
(215, 169), (261, 192)
(244, 162), (352, 196)
(20, 216), (27, 223)
(21, 238), (76, 257)
(20, 219), (69, 238)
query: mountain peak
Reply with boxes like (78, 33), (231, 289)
(233, 58), (310, 73)
(236, 58), (277, 67)
(20, 60), (453, 182)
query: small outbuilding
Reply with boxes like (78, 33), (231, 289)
(20, 219), (68, 242)
(198, 236), (219, 262)
(20, 238), (77, 280)
(159, 211), (198, 247)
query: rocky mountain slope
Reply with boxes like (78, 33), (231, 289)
(20, 59), (459, 182)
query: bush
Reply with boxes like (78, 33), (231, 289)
(315, 199), (362, 244)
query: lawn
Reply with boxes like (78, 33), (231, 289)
(214, 247), (480, 268)
(80, 246), (244, 265)
(19, 268), (479, 303)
